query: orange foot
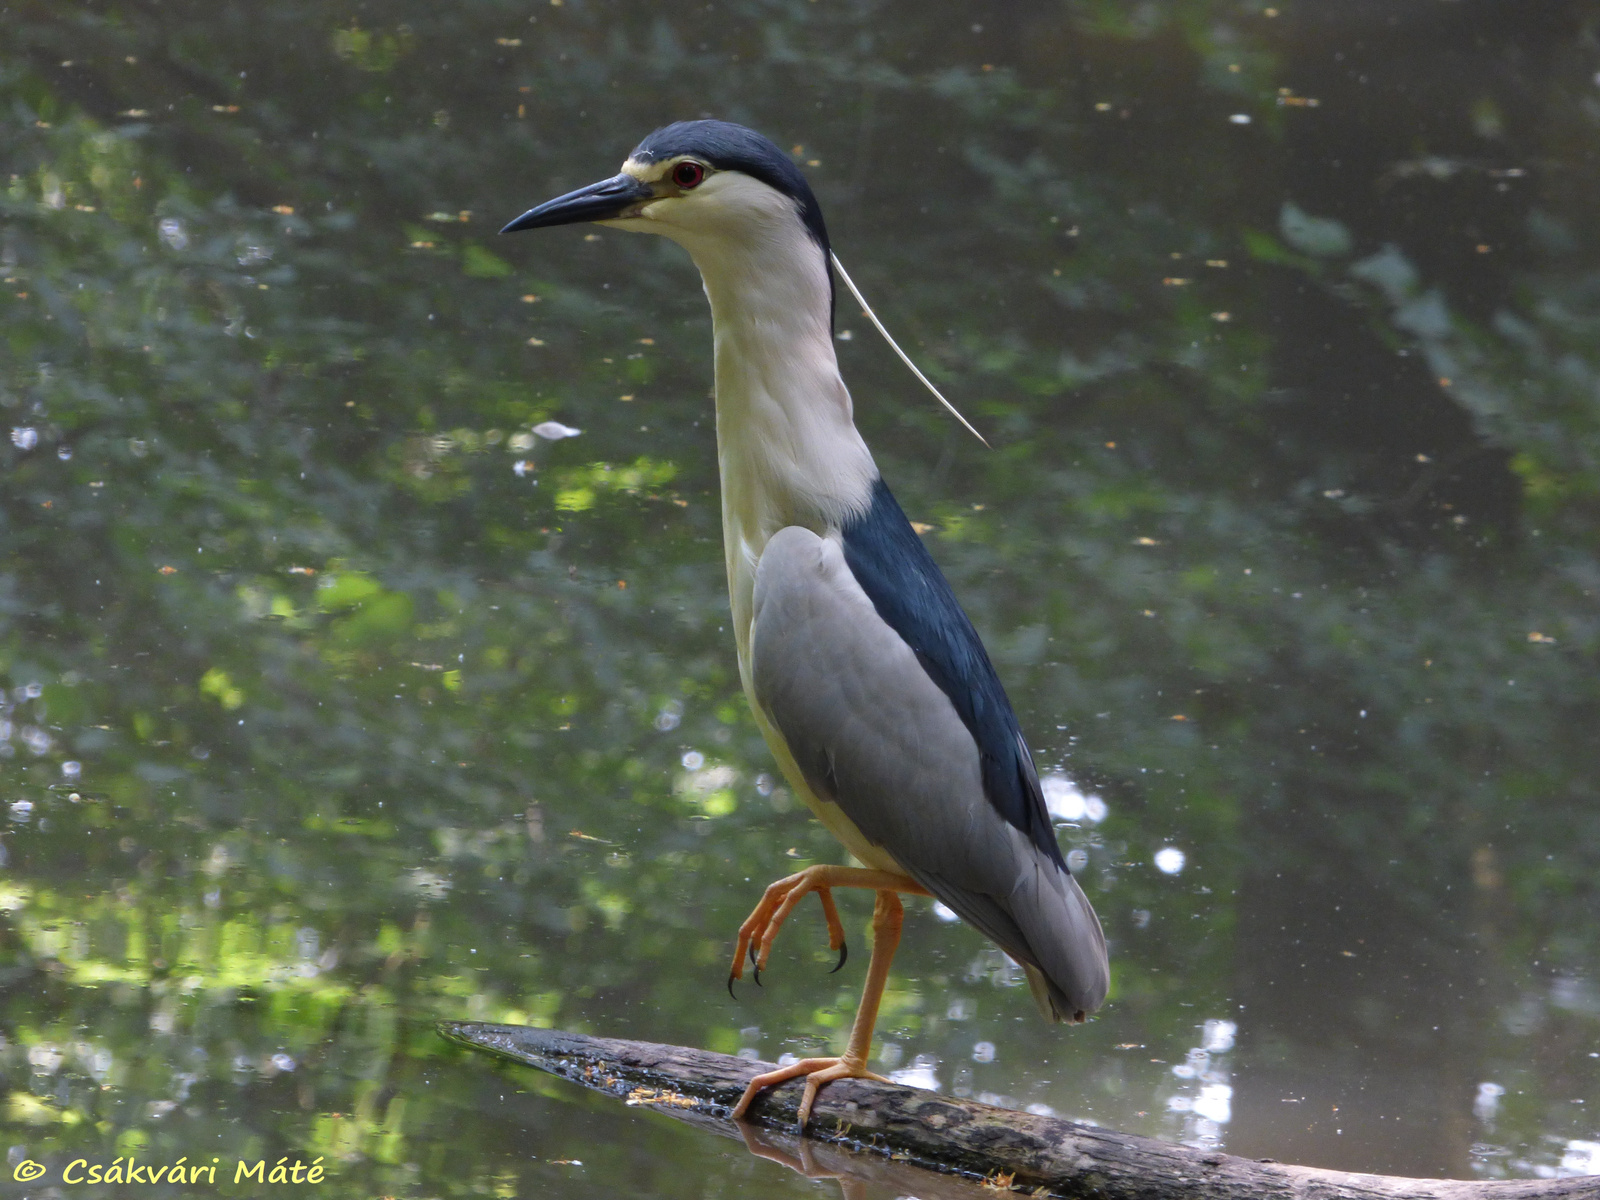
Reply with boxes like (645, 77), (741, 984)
(730, 1054), (890, 1129)
(726, 879), (925, 1130)
(727, 865), (881, 993)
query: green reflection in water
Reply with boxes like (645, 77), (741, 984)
(2, 1), (1598, 1194)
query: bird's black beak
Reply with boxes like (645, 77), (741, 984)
(500, 173), (655, 234)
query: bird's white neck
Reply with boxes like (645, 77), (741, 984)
(650, 178), (878, 662)
(691, 238), (875, 543)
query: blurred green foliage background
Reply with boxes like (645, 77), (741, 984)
(2, 0), (1599, 1194)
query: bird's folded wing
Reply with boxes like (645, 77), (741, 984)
(750, 526), (1107, 1020)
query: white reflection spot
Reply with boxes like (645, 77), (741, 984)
(1193, 1083), (1233, 1123)
(530, 420), (581, 440)
(1041, 772), (1108, 824)
(407, 867), (452, 899)
(157, 217), (188, 250)
(1066, 847), (1089, 873)
(1154, 846), (1186, 875)
(1560, 1140), (1600, 1176)
(1475, 1081), (1504, 1122)
(888, 1054), (941, 1091)
(932, 901), (959, 923)
(10, 427), (38, 451)
(972, 1041), (996, 1063)
(61, 761), (81, 779)
(1042, 773), (1086, 820)
(1202, 1019), (1236, 1053)
(680, 750), (704, 771)
(271, 1053), (296, 1072)
(1229, 113), (1252, 125)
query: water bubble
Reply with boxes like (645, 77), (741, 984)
(1066, 847), (1089, 873)
(1154, 846), (1186, 875)
(754, 772), (773, 796)
(1202, 1019), (1237, 1053)
(654, 701), (682, 732)
(61, 761), (80, 779)
(270, 1053), (296, 1072)
(56, 445), (72, 460)
(1084, 794), (1108, 823)
(10, 427), (37, 450)
(680, 750), (704, 771)
(972, 1041), (996, 1063)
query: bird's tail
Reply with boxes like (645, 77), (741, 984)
(1012, 863), (1109, 1024)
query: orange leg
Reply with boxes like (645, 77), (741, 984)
(728, 867), (928, 1130)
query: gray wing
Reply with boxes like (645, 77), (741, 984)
(750, 526), (1108, 1021)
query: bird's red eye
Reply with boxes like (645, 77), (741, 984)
(671, 161), (705, 189)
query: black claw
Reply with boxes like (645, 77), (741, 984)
(727, 974), (738, 1000)
(752, 962), (762, 987)
(748, 942), (759, 966)
(830, 942), (849, 974)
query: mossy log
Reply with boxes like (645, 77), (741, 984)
(440, 1022), (1600, 1200)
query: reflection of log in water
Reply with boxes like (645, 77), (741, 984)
(440, 1022), (1600, 1199)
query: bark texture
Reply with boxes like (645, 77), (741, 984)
(439, 1022), (1600, 1200)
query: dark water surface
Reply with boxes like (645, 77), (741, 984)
(4, 1), (1600, 1195)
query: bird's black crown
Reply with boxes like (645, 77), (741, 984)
(632, 120), (831, 260)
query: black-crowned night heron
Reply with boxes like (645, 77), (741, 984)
(503, 120), (1108, 1128)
